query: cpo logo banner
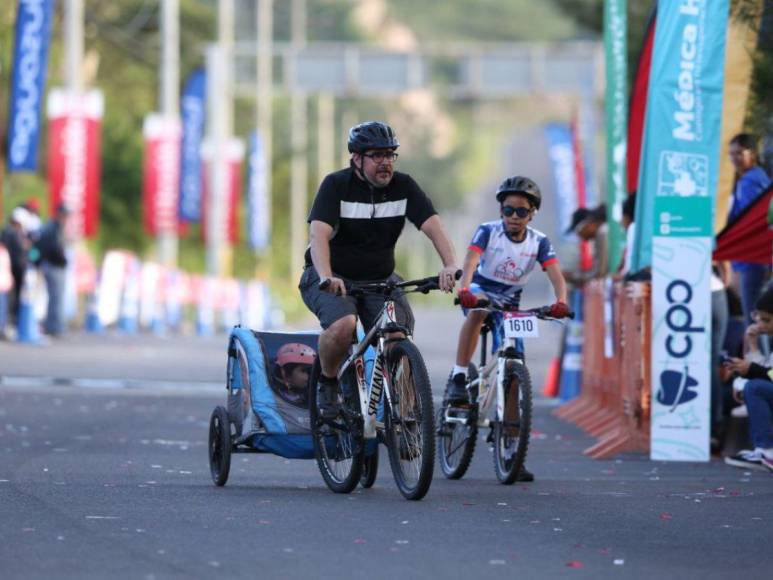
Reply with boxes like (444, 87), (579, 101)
(650, 237), (712, 462)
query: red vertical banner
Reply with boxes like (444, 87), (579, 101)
(201, 138), (244, 245)
(227, 150), (243, 244)
(142, 114), (182, 235)
(47, 89), (103, 239)
(627, 9), (657, 195)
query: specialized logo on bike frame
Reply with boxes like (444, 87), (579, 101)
(657, 151), (709, 197)
(493, 259), (526, 283)
(385, 301), (396, 322)
(656, 366), (699, 411)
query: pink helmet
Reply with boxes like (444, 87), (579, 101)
(276, 343), (316, 367)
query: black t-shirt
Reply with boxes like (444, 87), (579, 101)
(305, 167), (437, 280)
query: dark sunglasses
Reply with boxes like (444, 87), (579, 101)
(502, 206), (531, 218)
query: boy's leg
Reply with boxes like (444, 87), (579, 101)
(445, 310), (488, 404)
(455, 310), (488, 367)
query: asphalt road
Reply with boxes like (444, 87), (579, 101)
(2, 305), (772, 580)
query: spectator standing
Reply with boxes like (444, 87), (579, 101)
(726, 133), (772, 326)
(21, 198), (43, 241)
(37, 204), (70, 336)
(565, 203), (609, 283)
(618, 194), (636, 276)
(0, 209), (30, 326)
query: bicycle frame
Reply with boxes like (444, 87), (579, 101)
(464, 328), (522, 428)
(336, 298), (406, 439)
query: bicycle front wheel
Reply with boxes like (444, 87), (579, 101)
(384, 341), (435, 500)
(309, 360), (364, 494)
(493, 360), (532, 485)
(437, 364), (478, 480)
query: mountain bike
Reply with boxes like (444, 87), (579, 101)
(310, 272), (459, 500)
(437, 293), (572, 484)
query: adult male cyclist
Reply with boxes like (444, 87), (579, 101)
(299, 121), (459, 418)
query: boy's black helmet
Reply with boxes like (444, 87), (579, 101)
(348, 121), (400, 153)
(495, 176), (542, 210)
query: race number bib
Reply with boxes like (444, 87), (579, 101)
(503, 313), (539, 338)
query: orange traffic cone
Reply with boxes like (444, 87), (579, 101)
(542, 356), (562, 397)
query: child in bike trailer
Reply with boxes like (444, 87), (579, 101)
(446, 176), (570, 481)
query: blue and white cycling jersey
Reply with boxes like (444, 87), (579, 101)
(468, 221), (558, 303)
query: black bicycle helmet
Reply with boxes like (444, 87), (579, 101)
(495, 175), (542, 210)
(347, 121), (400, 153)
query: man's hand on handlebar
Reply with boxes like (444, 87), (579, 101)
(438, 265), (461, 293)
(319, 276), (347, 296)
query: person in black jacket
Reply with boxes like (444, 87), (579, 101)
(38, 204), (70, 336)
(0, 209), (30, 325)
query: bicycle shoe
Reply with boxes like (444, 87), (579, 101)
(444, 373), (469, 405)
(317, 375), (340, 419)
(516, 466), (535, 482)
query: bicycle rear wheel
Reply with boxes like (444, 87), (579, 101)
(492, 360), (532, 485)
(384, 341), (435, 500)
(437, 364), (478, 480)
(310, 360), (364, 493)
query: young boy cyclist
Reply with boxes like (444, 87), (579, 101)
(445, 176), (571, 479)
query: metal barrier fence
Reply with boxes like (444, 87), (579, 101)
(554, 279), (651, 459)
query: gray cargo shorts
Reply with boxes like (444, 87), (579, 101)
(298, 266), (415, 333)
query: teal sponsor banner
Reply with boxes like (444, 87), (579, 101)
(636, 0), (729, 462)
(631, 0), (729, 271)
(604, 0), (627, 272)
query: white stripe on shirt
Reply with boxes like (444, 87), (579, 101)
(340, 199), (407, 219)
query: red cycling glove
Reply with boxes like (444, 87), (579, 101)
(548, 301), (571, 319)
(458, 288), (479, 309)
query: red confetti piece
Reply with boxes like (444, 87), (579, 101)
(660, 513), (673, 520)
(566, 560), (584, 568)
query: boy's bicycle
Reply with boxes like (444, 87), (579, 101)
(310, 272), (459, 500)
(437, 293), (572, 484)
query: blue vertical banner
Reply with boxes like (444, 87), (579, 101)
(544, 123), (578, 241)
(247, 131), (270, 251)
(637, 0), (729, 461)
(7, 0), (55, 172)
(179, 68), (207, 223)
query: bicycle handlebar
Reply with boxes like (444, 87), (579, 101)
(319, 269), (462, 296)
(453, 296), (575, 320)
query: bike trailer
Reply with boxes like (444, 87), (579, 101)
(227, 327), (319, 459)
(225, 327), (377, 460)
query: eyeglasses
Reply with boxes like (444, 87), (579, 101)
(502, 206), (532, 218)
(363, 151), (399, 163)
